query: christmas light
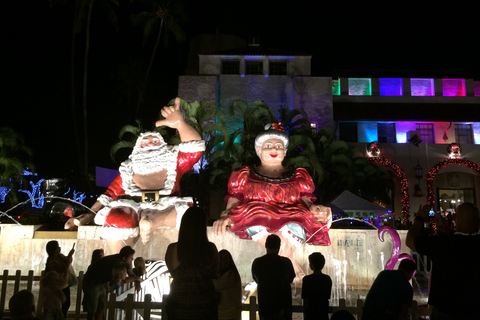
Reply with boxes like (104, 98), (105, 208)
(426, 158), (480, 206)
(367, 157), (410, 224)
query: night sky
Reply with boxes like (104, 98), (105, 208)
(2, 1), (479, 179)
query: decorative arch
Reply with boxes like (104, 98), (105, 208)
(367, 157), (410, 224)
(426, 158), (480, 206)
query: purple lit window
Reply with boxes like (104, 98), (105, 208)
(416, 123), (435, 144)
(411, 79), (434, 96)
(474, 81), (480, 96)
(442, 79), (466, 96)
(379, 78), (403, 96)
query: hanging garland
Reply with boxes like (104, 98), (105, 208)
(426, 158), (480, 206)
(367, 157), (410, 224)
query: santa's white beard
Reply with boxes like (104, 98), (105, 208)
(130, 145), (177, 174)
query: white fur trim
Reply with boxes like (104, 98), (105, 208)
(280, 225), (303, 248)
(97, 194), (113, 207)
(178, 140), (206, 153)
(100, 226), (139, 240)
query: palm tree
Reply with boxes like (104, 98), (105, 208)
(77, 0), (119, 187)
(0, 127), (35, 204)
(49, 0), (119, 187)
(109, 120), (144, 163)
(131, 0), (187, 119)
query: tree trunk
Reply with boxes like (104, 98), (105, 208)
(71, 15), (82, 175)
(82, 3), (93, 187)
(134, 18), (165, 119)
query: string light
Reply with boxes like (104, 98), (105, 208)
(426, 158), (480, 206)
(367, 157), (410, 224)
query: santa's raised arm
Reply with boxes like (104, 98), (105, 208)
(65, 97), (205, 253)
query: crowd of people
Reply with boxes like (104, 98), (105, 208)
(6, 202), (480, 320)
(4, 97), (479, 320)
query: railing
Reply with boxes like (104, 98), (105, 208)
(1, 269), (431, 320)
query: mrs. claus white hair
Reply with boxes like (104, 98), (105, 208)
(254, 124), (289, 156)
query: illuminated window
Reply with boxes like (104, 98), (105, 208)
(455, 124), (474, 144)
(310, 122), (318, 133)
(411, 78), (434, 96)
(245, 61), (263, 74)
(377, 123), (396, 143)
(442, 79), (466, 96)
(339, 122), (358, 142)
(269, 61), (287, 75)
(379, 78), (403, 96)
(416, 123), (434, 143)
(348, 78), (371, 96)
(221, 61), (240, 74)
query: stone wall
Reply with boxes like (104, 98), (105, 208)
(0, 224), (408, 293)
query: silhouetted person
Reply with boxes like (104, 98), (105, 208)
(165, 207), (219, 320)
(406, 203), (480, 320)
(7, 290), (40, 320)
(132, 257), (146, 277)
(82, 246), (141, 320)
(252, 234), (295, 320)
(301, 252), (332, 320)
(90, 249), (104, 265)
(39, 270), (66, 320)
(45, 240), (75, 318)
(362, 259), (417, 320)
(213, 249), (242, 320)
(330, 310), (355, 320)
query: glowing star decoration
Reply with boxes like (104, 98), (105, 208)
(448, 143), (462, 159)
(19, 179), (45, 209)
(366, 142), (380, 158)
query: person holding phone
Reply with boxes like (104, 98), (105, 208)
(44, 241), (76, 318)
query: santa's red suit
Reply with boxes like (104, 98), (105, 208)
(94, 132), (205, 240)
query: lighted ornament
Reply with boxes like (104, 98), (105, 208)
(366, 142), (380, 158)
(448, 143), (462, 159)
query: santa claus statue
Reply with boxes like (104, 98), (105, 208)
(65, 98), (205, 253)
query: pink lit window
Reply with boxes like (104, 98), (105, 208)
(442, 79), (466, 96)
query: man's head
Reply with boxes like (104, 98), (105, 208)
(398, 259), (417, 280)
(455, 202), (480, 234)
(265, 234), (281, 254)
(119, 246), (135, 265)
(308, 252), (326, 271)
(9, 290), (36, 319)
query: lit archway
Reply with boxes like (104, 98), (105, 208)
(367, 157), (410, 224)
(426, 158), (480, 206)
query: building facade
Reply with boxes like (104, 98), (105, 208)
(178, 35), (480, 222)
